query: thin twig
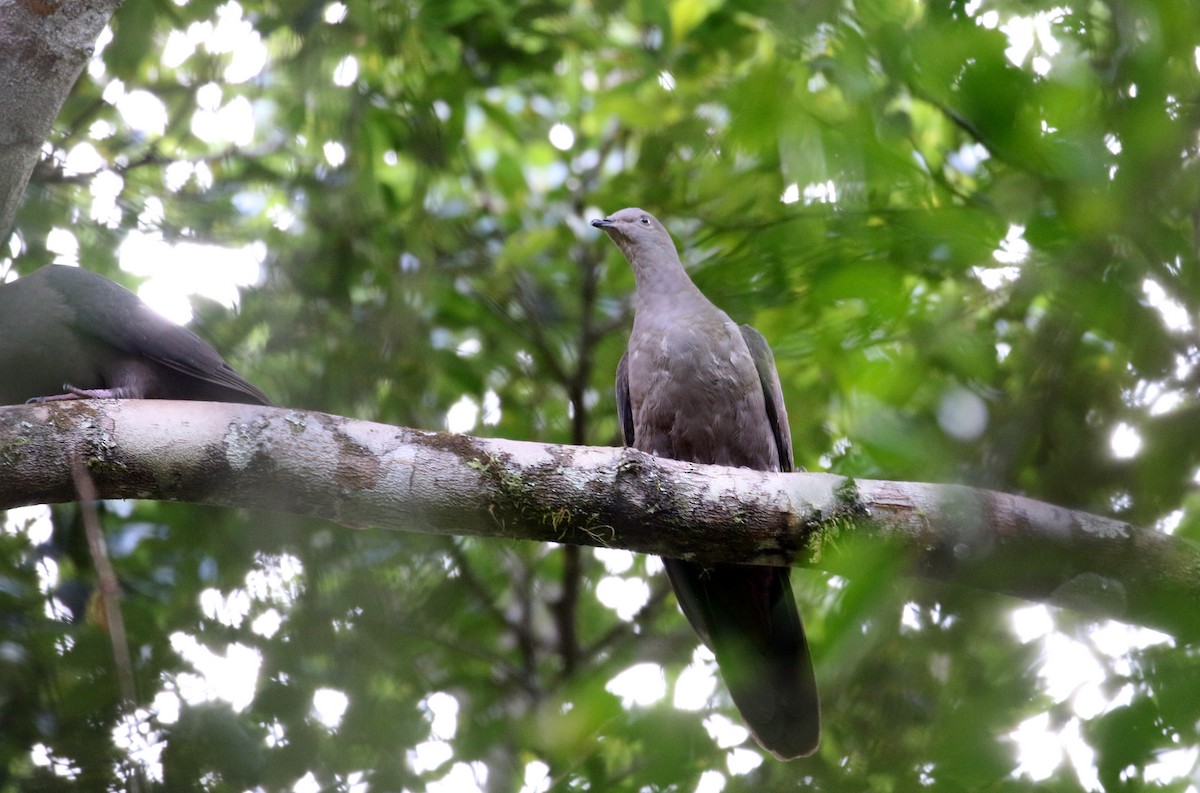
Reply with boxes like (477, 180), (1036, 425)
(69, 456), (143, 793)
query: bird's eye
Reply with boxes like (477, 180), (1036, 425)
(639, 216), (650, 225)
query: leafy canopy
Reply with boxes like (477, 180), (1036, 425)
(5, 0), (1200, 790)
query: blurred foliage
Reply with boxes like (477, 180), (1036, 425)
(4, 0), (1200, 789)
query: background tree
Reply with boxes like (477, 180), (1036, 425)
(4, 0), (1200, 790)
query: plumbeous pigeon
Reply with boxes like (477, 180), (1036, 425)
(0, 265), (269, 406)
(593, 208), (819, 759)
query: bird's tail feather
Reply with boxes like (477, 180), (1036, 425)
(664, 558), (820, 759)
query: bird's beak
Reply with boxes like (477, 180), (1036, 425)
(591, 218), (613, 228)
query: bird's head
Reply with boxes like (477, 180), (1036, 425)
(590, 208), (678, 266)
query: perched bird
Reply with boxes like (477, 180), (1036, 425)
(593, 208), (819, 759)
(0, 264), (269, 406)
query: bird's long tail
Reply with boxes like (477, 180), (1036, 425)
(664, 558), (820, 759)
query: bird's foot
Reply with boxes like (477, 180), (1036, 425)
(26, 384), (130, 403)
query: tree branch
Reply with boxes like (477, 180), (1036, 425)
(2, 400), (1197, 639)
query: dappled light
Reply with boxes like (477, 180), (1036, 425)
(4, 0), (1200, 788)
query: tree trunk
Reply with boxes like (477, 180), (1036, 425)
(0, 0), (119, 243)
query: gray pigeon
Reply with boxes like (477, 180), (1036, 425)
(0, 264), (269, 406)
(593, 208), (819, 759)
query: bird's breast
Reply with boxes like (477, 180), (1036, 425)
(627, 319), (776, 470)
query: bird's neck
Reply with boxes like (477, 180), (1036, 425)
(630, 249), (707, 308)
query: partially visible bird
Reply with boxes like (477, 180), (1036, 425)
(0, 265), (269, 406)
(593, 208), (819, 759)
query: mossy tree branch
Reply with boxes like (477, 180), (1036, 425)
(3, 400), (1198, 639)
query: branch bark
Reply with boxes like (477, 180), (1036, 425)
(0, 0), (118, 243)
(3, 400), (1198, 639)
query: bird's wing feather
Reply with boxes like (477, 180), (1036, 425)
(49, 267), (270, 404)
(616, 351), (634, 446)
(739, 324), (793, 473)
